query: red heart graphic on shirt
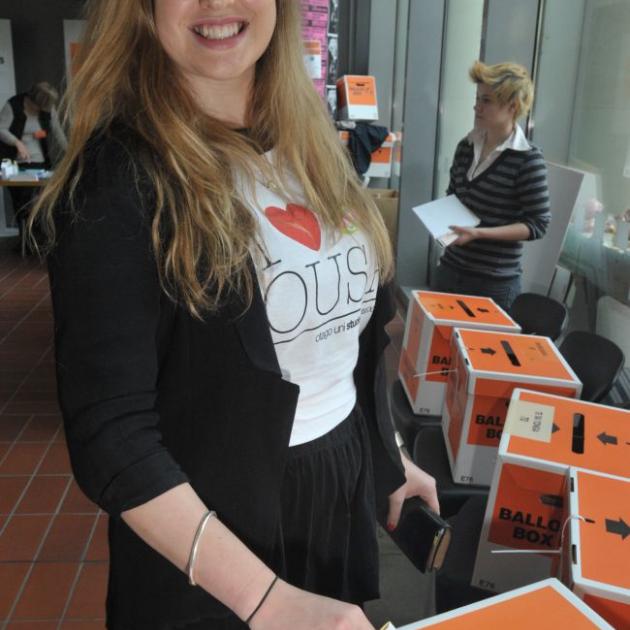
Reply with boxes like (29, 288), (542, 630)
(264, 204), (321, 251)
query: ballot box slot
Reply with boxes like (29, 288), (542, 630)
(456, 300), (476, 318)
(500, 340), (521, 367)
(571, 413), (585, 454)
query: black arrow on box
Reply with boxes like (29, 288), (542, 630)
(552, 423), (560, 433)
(597, 432), (618, 446)
(605, 518), (630, 540)
(481, 347), (496, 355)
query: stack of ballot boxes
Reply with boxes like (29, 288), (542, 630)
(562, 468), (630, 629)
(471, 389), (630, 603)
(394, 579), (614, 630)
(398, 291), (520, 416)
(443, 330), (582, 486)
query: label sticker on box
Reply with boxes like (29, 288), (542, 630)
(303, 40), (322, 79)
(504, 401), (554, 443)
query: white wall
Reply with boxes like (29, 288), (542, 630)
(0, 20), (16, 105)
(0, 19), (17, 236)
(482, 0), (539, 73)
(568, 0), (630, 219)
(63, 20), (87, 84)
(531, 0), (586, 163)
(434, 0), (484, 197)
(368, 0), (398, 130)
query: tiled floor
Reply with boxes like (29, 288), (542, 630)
(0, 239), (107, 629)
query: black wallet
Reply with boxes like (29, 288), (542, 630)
(378, 496), (452, 573)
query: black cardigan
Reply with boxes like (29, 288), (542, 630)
(48, 132), (405, 629)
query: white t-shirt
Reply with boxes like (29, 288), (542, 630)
(245, 170), (379, 446)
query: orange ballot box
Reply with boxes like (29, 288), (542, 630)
(564, 468), (630, 630)
(398, 291), (519, 416)
(336, 75), (379, 121)
(472, 390), (630, 594)
(395, 578), (614, 630)
(443, 330), (581, 486)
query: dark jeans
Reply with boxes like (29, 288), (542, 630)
(432, 263), (521, 311)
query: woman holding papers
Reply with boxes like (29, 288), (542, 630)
(27, 0), (437, 628)
(433, 61), (550, 310)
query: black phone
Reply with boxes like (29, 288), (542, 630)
(379, 496), (452, 573)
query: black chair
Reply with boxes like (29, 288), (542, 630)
(559, 331), (625, 402)
(390, 379), (441, 450)
(436, 495), (493, 613)
(508, 292), (568, 341)
(412, 426), (489, 519)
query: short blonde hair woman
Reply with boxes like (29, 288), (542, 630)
(468, 60), (534, 120)
(29, 1), (438, 628)
(432, 60), (550, 310)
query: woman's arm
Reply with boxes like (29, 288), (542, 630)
(515, 150), (551, 240)
(0, 101), (17, 145)
(49, 108), (68, 152)
(0, 101), (30, 160)
(448, 222), (530, 246)
(123, 485), (374, 628)
(445, 139), (466, 196)
(449, 149), (551, 247)
(123, 484), (273, 618)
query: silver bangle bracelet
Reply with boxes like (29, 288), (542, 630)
(187, 510), (216, 586)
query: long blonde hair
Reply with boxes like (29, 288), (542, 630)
(29, 0), (393, 316)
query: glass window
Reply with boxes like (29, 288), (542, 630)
(429, 0), (485, 282)
(533, 0), (630, 384)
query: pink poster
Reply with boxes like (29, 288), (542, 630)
(301, 0), (329, 97)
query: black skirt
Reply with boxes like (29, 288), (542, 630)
(177, 406), (380, 629)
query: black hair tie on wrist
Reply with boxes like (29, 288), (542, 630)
(245, 575), (279, 626)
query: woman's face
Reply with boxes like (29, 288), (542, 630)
(473, 83), (516, 133)
(154, 0), (277, 86)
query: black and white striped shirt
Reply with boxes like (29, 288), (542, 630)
(441, 138), (551, 280)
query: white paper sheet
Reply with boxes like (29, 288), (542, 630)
(412, 195), (480, 247)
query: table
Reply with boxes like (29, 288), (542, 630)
(0, 177), (47, 187)
(0, 176), (48, 236)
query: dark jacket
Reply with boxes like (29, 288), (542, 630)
(47, 131), (405, 629)
(0, 93), (52, 166)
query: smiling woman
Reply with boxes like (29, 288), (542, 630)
(153, 0), (277, 123)
(25, 0), (439, 629)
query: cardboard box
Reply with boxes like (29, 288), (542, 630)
(444, 330), (581, 486)
(398, 291), (520, 417)
(339, 132), (396, 179)
(367, 187), (399, 249)
(564, 468), (630, 629)
(395, 578), (614, 629)
(472, 389), (630, 594)
(336, 75), (379, 121)
(366, 133), (395, 178)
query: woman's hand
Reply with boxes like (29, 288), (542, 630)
(249, 578), (374, 629)
(448, 225), (481, 246)
(15, 140), (31, 161)
(386, 452), (439, 530)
